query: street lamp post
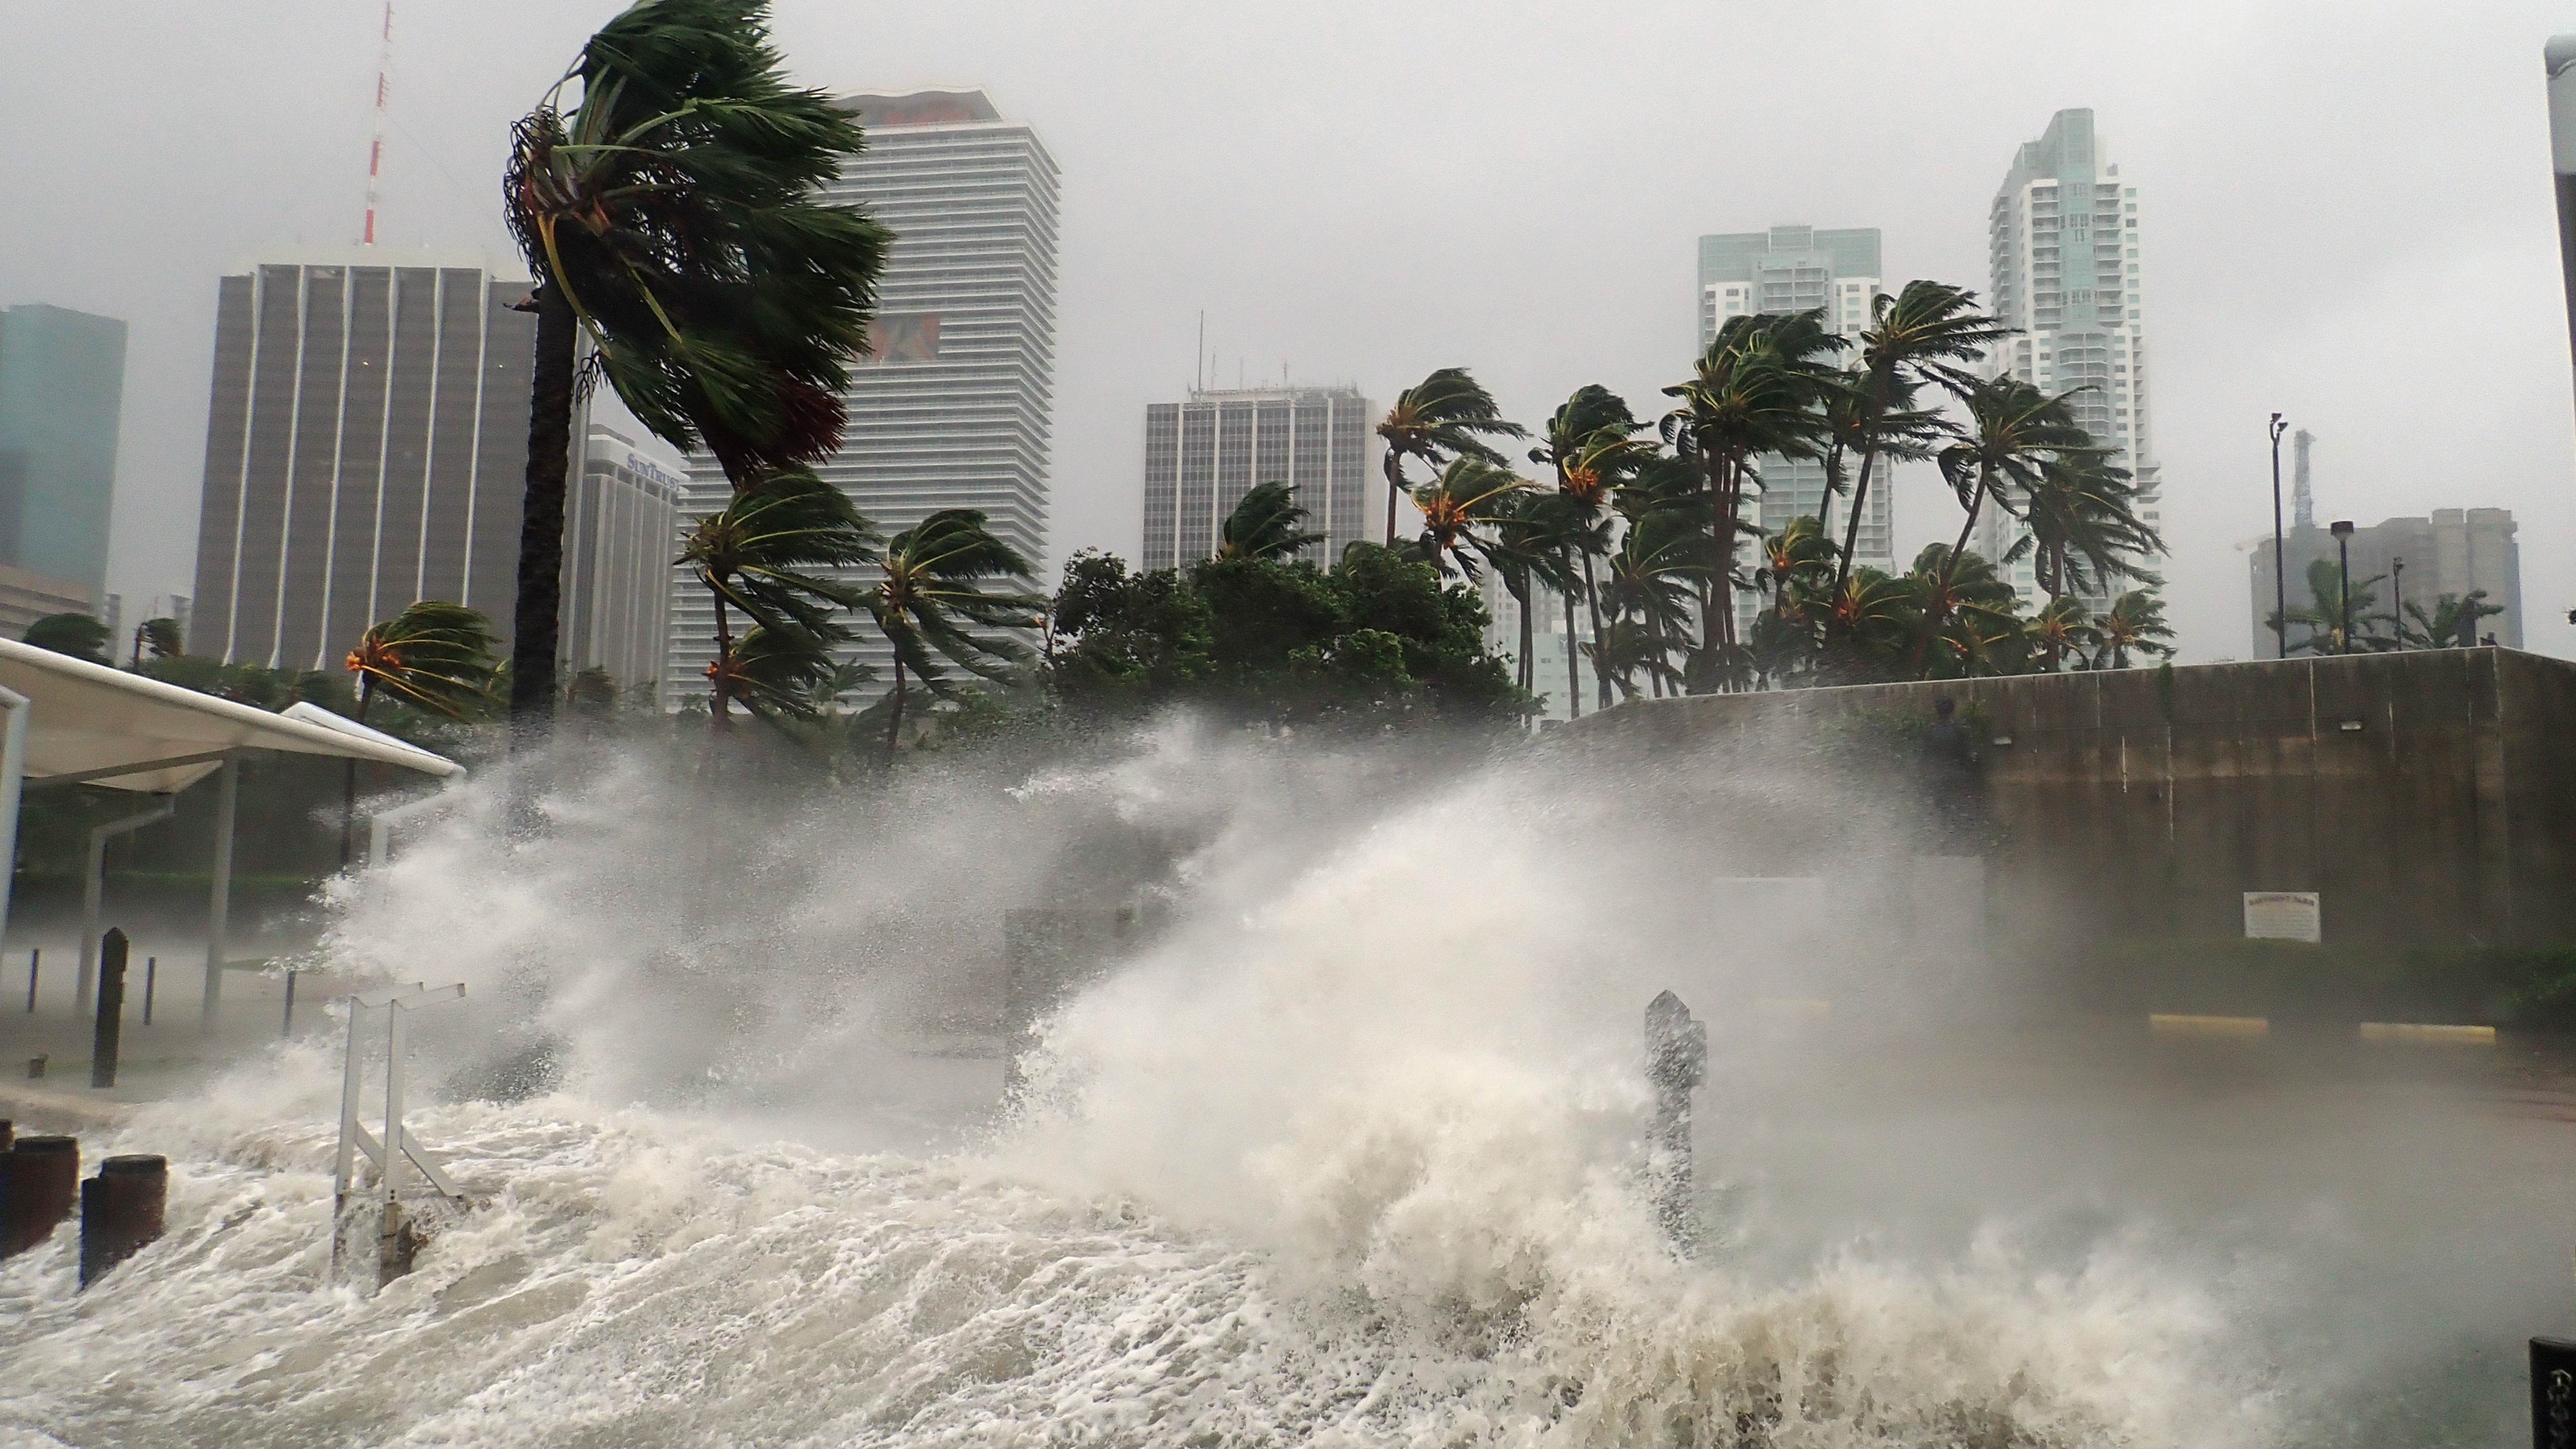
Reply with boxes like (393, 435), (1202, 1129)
(2391, 556), (2405, 649)
(2330, 519), (2356, 653)
(2270, 414), (2291, 659)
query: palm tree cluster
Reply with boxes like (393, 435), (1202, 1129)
(1366, 279), (2181, 713)
(2262, 557), (2505, 655)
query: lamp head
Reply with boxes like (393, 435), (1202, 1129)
(2330, 519), (2355, 538)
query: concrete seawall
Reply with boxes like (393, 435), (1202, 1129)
(1560, 649), (2576, 953)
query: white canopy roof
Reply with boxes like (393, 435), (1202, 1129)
(0, 637), (465, 792)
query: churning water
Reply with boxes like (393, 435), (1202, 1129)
(0, 719), (2533, 1446)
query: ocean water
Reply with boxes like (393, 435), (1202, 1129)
(0, 722), (2416, 1446)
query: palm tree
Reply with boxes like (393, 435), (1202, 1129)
(1597, 508), (1713, 699)
(706, 624), (847, 726)
(2400, 590), (2506, 650)
(1407, 455), (1530, 582)
(2010, 451), (2163, 669)
(2092, 589), (2177, 669)
(1531, 386), (1649, 716)
(1662, 310), (1847, 683)
(1480, 489), (1579, 697)
(2027, 596), (2101, 673)
(1376, 368), (1526, 545)
(1919, 377), (2094, 673)
(2268, 557), (2392, 655)
(863, 510), (1043, 764)
(1814, 567), (1918, 683)
(502, 0), (892, 734)
(1898, 545), (2027, 680)
(340, 600), (499, 862)
(1831, 281), (2014, 602)
(128, 617), (185, 668)
(1215, 480), (1325, 561)
(676, 466), (881, 731)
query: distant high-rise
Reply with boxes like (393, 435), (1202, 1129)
(189, 249), (535, 670)
(1980, 109), (2161, 612)
(666, 88), (1059, 705)
(1141, 385), (1373, 570)
(1698, 225), (1890, 629)
(0, 303), (127, 597)
(566, 421), (682, 697)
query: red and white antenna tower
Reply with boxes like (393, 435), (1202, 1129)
(361, 2), (392, 245)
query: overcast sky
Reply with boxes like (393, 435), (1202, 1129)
(4, 0), (2572, 661)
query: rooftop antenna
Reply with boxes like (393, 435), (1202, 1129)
(361, 2), (392, 245)
(1195, 311), (1204, 393)
(2292, 428), (2315, 530)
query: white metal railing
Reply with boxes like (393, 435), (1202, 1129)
(333, 981), (468, 1272)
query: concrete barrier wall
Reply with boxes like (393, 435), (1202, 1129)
(1560, 649), (2576, 952)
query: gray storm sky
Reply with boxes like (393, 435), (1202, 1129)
(4, 0), (2570, 662)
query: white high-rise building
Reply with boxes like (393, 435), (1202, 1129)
(1698, 226), (1892, 634)
(566, 421), (681, 699)
(1141, 384), (1373, 570)
(1979, 109), (2161, 613)
(665, 88), (1059, 708)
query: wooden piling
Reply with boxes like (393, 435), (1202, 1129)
(78, 1154), (167, 1287)
(1644, 990), (1707, 1254)
(91, 929), (129, 1089)
(0, 1134), (79, 1259)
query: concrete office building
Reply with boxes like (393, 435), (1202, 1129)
(1699, 226), (1890, 634)
(0, 564), (94, 641)
(567, 422), (683, 698)
(2249, 509), (2524, 654)
(0, 304), (127, 598)
(189, 248), (536, 670)
(667, 88), (1059, 706)
(1979, 110), (2162, 614)
(1141, 385), (1373, 570)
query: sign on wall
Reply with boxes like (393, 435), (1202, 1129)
(2244, 891), (2322, 943)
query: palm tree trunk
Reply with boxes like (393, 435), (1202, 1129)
(1832, 394), (1889, 605)
(1582, 550), (1612, 711)
(1382, 455), (1403, 546)
(1915, 467), (1993, 677)
(1504, 577), (1525, 696)
(337, 678), (375, 868)
(1561, 567), (1582, 720)
(708, 593), (734, 735)
(884, 656), (907, 764)
(507, 281), (576, 747)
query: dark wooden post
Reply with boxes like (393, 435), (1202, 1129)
(1644, 990), (1707, 1253)
(91, 928), (128, 1090)
(0, 1134), (79, 1258)
(79, 1154), (167, 1287)
(143, 956), (155, 1025)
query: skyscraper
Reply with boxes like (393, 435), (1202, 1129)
(1141, 385), (1373, 570)
(1698, 225), (1891, 629)
(566, 421), (682, 696)
(189, 249), (536, 670)
(666, 87), (1059, 707)
(0, 304), (127, 598)
(1980, 110), (2160, 612)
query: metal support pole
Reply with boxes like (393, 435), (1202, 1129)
(78, 799), (172, 1016)
(2547, 36), (2576, 413)
(0, 685), (26, 966)
(2268, 414), (2289, 659)
(24, 949), (34, 1013)
(202, 756), (236, 1031)
(282, 969), (297, 1036)
(2332, 520), (2357, 654)
(142, 957), (154, 1025)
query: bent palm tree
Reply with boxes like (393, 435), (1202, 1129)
(2401, 590), (2506, 650)
(1215, 480), (1325, 561)
(340, 601), (499, 862)
(2092, 589), (2177, 669)
(502, 0), (891, 734)
(2011, 452), (2162, 668)
(1919, 378), (2094, 673)
(676, 466), (881, 731)
(863, 510), (1043, 763)
(1376, 368), (1525, 545)
(1832, 281), (2013, 602)
(1408, 455), (1530, 582)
